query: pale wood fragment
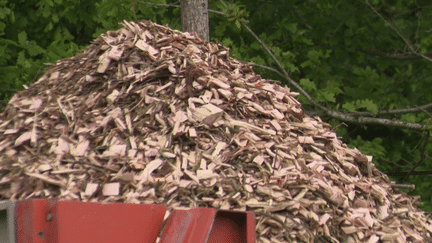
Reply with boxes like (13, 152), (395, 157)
(102, 183), (120, 196)
(108, 45), (125, 60)
(228, 118), (276, 136)
(97, 52), (111, 73)
(84, 183), (99, 196)
(192, 103), (223, 125)
(135, 39), (158, 57)
(15, 131), (32, 146)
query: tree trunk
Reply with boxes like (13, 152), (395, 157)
(181, 0), (209, 42)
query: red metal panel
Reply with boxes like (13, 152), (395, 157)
(159, 208), (217, 243)
(159, 208), (256, 243)
(245, 211), (255, 242)
(207, 211), (255, 243)
(48, 201), (167, 243)
(15, 199), (50, 243)
(13, 200), (256, 243)
(15, 200), (167, 243)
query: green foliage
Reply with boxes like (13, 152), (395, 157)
(342, 102), (357, 113)
(299, 78), (316, 92)
(343, 99), (379, 115)
(223, 2), (249, 29)
(1, 0), (432, 210)
(349, 136), (386, 158)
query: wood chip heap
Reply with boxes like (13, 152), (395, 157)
(0, 20), (431, 243)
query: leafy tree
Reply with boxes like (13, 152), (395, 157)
(1, 0), (432, 211)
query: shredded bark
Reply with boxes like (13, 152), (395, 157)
(0, 20), (431, 243)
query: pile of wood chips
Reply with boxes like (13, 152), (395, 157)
(0, 20), (431, 243)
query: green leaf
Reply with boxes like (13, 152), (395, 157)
(221, 38), (233, 47)
(320, 91), (336, 103)
(0, 6), (11, 19)
(400, 113), (417, 123)
(307, 49), (321, 62)
(214, 21), (228, 37)
(52, 13), (59, 23)
(17, 31), (27, 46)
(17, 51), (31, 69)
(300, 60), (312, 68)
(0, 21), (6, 35)
(44, 21), (54, 32)
(285, 62), (299, 73)
(251, 56), (265, 65)
(286, 23), (297, 33)
(299, 78), (316, 91)
(343, 102), (357, 113)
(16, 31), (45, 57)
(301, 36), (313, 45)
(26, 42), (45, 57)
(272, 46), (281, 57)
(357, 99), (378, 115)
(349, 136), (386, 158)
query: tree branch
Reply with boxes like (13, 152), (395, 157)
(386, 171), (432, 176)
(391, 184), (415, 190)
(359, 47), (432, 60)
(217, 0), (290, 78)
(250, 63), (428, 130)
(137, 1), (180, 8)
(364, 0), (432, 63)
(403, 131), (430, 182)
(294, 9), (313, 30)
(344, 102), (432, 116)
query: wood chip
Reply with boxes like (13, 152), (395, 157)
(102, 182), (120, 196)
(192, 103), (223, 125)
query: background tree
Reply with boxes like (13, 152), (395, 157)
(181, 0), (209, 41)
(1, 0), (432, 211)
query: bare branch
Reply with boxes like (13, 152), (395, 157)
(250, 63), (428, 130)
(294, 9), (313, 30)
(241, 24), (290, 78)
(208, 9), (227, 15)
(386, 171), (432, 176)
(365, 0), (432, 62)
(248, 62), (285, 76)
(360, 47), (432, 60)
(218, 0), (228, 8)
(347, 102), (432, 116)
(403, 131), (430, 182)
(137, 1), (180, 8)
(380, 157), (413, 169)
(391, 184), (415, 190)
(250, 63), (430, 118)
